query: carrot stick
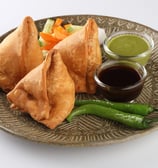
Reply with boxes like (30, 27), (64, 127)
(53, 26), (70, 40)
(40, 42), (58, 50)
(52, 18), (63, 32)
(40, 32), (60, 43)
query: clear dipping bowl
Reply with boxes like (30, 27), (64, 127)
(103, 31), (154, 66)
(94, 60), (147, 102)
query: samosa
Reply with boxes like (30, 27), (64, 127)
(54, 18), (102, 94)
(0, 16), (43, 92)
(7, 50), (75, 129)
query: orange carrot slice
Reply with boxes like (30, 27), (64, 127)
(52, 18), (63, 31)
(40, 32), (60, 43)
(40, 42), (58, 50)
(53, 26), (70, 40)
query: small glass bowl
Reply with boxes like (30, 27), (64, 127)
(94, 60), (147, 102)
(103, 31), (154, 66)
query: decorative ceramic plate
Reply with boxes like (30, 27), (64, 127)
(0, 15), (158, 146)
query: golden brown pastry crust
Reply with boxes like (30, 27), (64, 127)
(0, 16), (43, 92)
(7, 50), (75, 129)
(54, 18), (102, 94)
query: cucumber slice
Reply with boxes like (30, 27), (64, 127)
(42, 19), (54, 33)
(66, 25), (83, 33)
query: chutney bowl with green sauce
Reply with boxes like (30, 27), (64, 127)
(103, 31), (154, 65)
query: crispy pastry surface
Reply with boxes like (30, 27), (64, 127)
(0, 16), (43, 92)
(7, 50), (75, 129)
(54, 18), (102, 94)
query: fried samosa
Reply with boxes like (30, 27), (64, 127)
(0, 16), (43, 92)
(54, 18), (102, 94)
(7, 50), (75, 129)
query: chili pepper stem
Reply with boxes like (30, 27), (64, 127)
(153, 108), (158, 111)
(144, 117), (158, 127)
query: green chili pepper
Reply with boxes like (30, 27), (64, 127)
(67, 104), (154, 129)
(75, 99), (155, 116)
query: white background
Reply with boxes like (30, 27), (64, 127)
(0, 0), (158, 168)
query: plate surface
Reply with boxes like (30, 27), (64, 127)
(1, 15), (158, 146)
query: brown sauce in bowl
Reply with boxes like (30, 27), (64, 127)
(98, 65), (141, 88)
(95, 62), (146, 102)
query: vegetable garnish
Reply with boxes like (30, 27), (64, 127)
(39, 18), (82, 51)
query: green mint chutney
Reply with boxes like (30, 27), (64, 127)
(108, 34), (149, 57)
